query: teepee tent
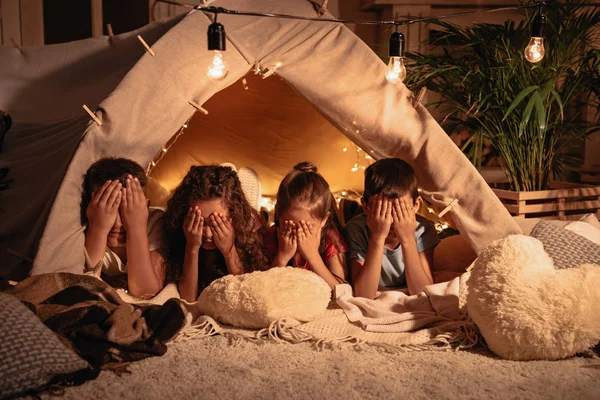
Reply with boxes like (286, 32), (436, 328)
(0, 0), (520, 281)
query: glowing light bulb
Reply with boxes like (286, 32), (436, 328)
(525, 13), (547, 64)
(386, 56), (407, 84)
(343, 147), (348, 152)
(207, 51), (229, 80)
(524, 37), (545, 63)
(162, 147), (167, 153)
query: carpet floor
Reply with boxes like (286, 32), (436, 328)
(41, 335), (600, 400)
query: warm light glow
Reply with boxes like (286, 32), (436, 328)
(260, 196), (275, 212)
(524, 37), (545, 63)
(162, 147), (167, 153)
(207, 50), (229, 80)
(183, 124), (188, 128)
(151, 161), (156, 167)
(385, 56), (407, 84)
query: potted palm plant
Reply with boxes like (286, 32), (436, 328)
(404, 0), (600, 219)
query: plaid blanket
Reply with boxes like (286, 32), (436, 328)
(4, 273), (187, 371)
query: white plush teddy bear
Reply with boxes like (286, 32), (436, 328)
(467, 234), (600, 360)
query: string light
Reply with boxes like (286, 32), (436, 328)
(524, 12), (547, 63)
(207, 10), (228, 80)
(145, 115), (194, 175)
(386, 29), (407, 84)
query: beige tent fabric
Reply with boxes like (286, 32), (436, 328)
(2, 0), (519, 277)
(0, 16), (185, 280)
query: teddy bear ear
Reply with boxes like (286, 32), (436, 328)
(467, 234), (600, 361)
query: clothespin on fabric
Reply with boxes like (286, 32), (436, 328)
(188, 100), (209, 115)
(10, 38), (23, 54)
(253, 62), (262, 75)
(82, 105), (102, 126)
(412, 87), (427, 108)
(261, 62), (282, 79)
(308, 0), (328, 16)
(438, 198), (458, 218)
(137, 35), (155, 56)
(107, 24), (114, 39)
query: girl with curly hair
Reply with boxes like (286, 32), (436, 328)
(263, 162), (347, 290)
(163, 165), (267, 301)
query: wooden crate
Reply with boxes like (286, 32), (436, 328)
(581, 164), (600, 185)
(492, 182), (600, 220)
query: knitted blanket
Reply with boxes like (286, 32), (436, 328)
(176, 273), (478, 352)
(5, 273), (188, 370)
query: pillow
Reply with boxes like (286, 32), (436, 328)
(198, 267), (331, 329)
(0, 292), (89, 398)
(530, 220), (600, 269)
(467, 235), (600, 361)
(513, 216), (570, 236)
(579, 213), (600, 232)
(564, 221), (600, 245)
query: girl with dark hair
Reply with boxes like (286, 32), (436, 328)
(163, 165), (267, 301)
(263, 162), (347, 289)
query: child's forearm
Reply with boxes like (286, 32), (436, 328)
(85, 227), (108, 268)
(304, 254), (340, 289)
(126, 228), (162, 298)
(179, 246), (200, 302)
(272, 252), (291, 268)
(402, 238), (433, 295)
(224, 246), (244, 275)
(353, 237), (385, 299)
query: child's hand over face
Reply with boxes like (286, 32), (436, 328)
(210, 213), (235, 256)
(296, 220), (321, 261)
(392, 197), (417, 245)
(183, 206), (203, 249)
(86, 180), (122, 235)
(277, 220), (297, 261)
(366, 194), (393, 241)
(120, 176), (149, 233)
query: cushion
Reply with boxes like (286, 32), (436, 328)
(467, 234), (600, 361)
(198, 267), (331, 329)
(0, 292), (89, 398)
(564, 221), (600, 245)
(530, 220), (600, 269)
(579, 213), (600, 232)
(513, 216), (570, 236)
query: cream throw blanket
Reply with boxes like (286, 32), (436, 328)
(170, 273), (478, 352)
(335, 274), (467, 333)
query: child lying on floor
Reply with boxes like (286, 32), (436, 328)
(263, 161), (347, 289)
(345, 158), (440, 299)
(162, 165), (267, 302)
(82, 157), (166, 299)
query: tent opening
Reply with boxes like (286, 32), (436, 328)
(146, 73), (371, 212)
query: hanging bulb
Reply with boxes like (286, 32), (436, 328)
(207, 15), (229, 80)
(524, 13), (547, 63)
(386, 57), (407, 84)
(207, 51), (229, 80)
(386, 31), (406, 84)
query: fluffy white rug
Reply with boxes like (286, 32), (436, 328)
(39, 336), (600, 400)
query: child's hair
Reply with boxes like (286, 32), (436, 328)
(363, 158), (418, 204)
(163, 165), (268, 283)
(81, 157), (147, 225)
(274, 161), (346, 260)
